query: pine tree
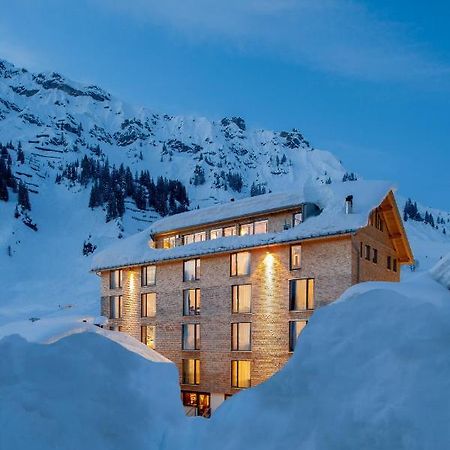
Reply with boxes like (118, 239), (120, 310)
(17, 181), (31, 211)
(0, 178), (8, 201)
(17, 142), (25, 164)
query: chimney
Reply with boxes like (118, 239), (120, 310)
(345, 195), (353, 214)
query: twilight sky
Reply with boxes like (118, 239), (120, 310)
(1, 0), (449, 209)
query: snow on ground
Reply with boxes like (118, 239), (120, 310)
(0, 332), (183, 450)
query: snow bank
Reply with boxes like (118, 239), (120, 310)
(92, 180), (394, 271)
(168, 274), (450, 450)
(0, 332), (184, 450)
(430, 252), (450, 289)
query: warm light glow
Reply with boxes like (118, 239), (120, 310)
(264, 252), (274, 265)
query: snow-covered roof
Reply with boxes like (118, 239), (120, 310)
(91, 180), (395, 271)
(149, 191), (304, 235)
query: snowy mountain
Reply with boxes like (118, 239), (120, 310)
(0, 58), (449, 322)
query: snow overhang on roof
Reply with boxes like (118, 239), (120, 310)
(91, 180), (396, 272)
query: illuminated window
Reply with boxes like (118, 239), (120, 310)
(163, 236), (176, 249)
(230, 252), (251, 276)
(182, 359), (200, 385)
(109, 269), (123, 289)
(293, 212), (303, 226)
(254, 220), (268, 234)
(183, 234), (195, 245)
(183, 258), (201, 281)
(231, 360), (251, 388)
(141, 293), (156, 317)
(290, 245), (302, 269)
(224, 226), (237, 237)
(289, 320), (307, 352)
(141, 325), (155, 349)
(210, 228), (223, 240)
(183, 289), (201, 316)
(141, 265), (156, 286)
(194, 231), (207, 242)
(232, 284), (252, 313)
(182, 324), (200, 350)
(231, 323), (251, 351)
(109, 295), (122, 319)
(240, 223), (253, 236)
(289, 278), (314, 310)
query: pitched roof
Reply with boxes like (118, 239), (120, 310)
(91, 180), (398, 271)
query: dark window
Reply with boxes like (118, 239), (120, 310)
(373, 248), (378, 264)
(289, 320), (307, 352)
(183, 289), (201, 316)
(109, 269), (123, 289)
(182, 359), (200, 385)
(231, 323), (251, 351)
(182, 324), (200, 350)
(232, 284), (252, 313)
(141, 293), (156, 317)
(231, 360), (251, 388)
(360, 242), (363, 258)
(141, 265), (156, 286)
(365, 245), (371, 261)
(393, 259), (398, 272)
(230, 252), (251, 276)
(109, 295), (122, 319)
(387, 255), (392, 270)
(290, 245), (302, 269)
(183, 259), (201, 281)
(289, 279), (315, 310)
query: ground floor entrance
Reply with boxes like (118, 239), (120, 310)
(182, 391), (211, 417)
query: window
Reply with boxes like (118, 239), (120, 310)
(289, 279), (314, 310)
(231, 323), (251, 351)
(163, 236), (176, 249)
(365, 245), (371, 261)
(141, 325), (155, 349)
(141, 293), (156, 317)
(224, 226), (237, 237)
(109, 295), (122, 319)
(293, 212), (303, 226)
(183, 289), (201, 316)
(387, 255), (392, 270)
(210, 228), (223, 240)
(290, 245), (302, 269)
(372, 248), (378, 264)
(141, 265), (156, 286)
(393, 259), (398, 272)
(183, 258), (201, 281)
(184, 232), (206, 245)
(231, 360), (251, 388)
(182, 359), (200, 385)
(232, 284), (252, 313)
(360, 242), (363, 258)
(240, 223), (253, 236)
(183, 234), (195, 245)
(254, 220), (268, 234)
(289, 320), (307, 352)
(109, 269), (123, 289)
(182, 324), (200, 350)
(230, 252), (251, 277)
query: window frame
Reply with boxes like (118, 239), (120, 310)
(223, 225), (237, 237)
(210, 228), (223, 240)
(372, 248), (378, 264)
(239, 223), (254, 236)
(289, 278), (315, 311)
(141, 292), (156, 318)
(231, 284), (252, 314)
(231, 322), (252, 351)
(141, 265), (156, 287)
(231, 360), (251, 389)
(141, 325), (156, 349)
(289, 320), (308, 352)
(109, 295), (122, 319)
(183, 289), (201, 316)
(182, 359), (201, 385)
(290, 244), (302, 270)
(183, 258), (201, 282)
(182, 323), (201, 350)
(230, 251), (251, 277)
(365, 245), (371, 261)
(109, 269), (123, 289)
(253, 220), (268, 235)
(293, 211), (303, 227)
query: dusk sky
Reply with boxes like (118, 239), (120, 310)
(1, 0), (449, 209)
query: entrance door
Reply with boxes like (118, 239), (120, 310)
(181, 391), (211, 417)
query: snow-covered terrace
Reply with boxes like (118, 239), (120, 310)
(91, 180), (395, 271)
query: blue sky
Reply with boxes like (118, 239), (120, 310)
(1, 0), (449, 210)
